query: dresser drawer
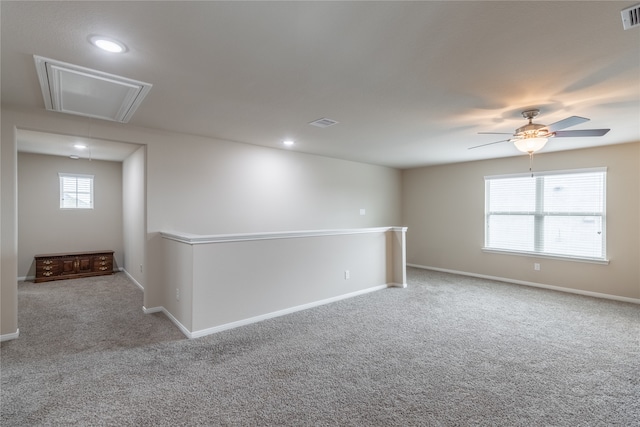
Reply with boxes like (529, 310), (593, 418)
(34, 251), (114, 282)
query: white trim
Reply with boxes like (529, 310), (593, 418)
(407, 263), (640, 304)
(485, 166), (607, 180)
(388, 282), (407, 288)
(34, 55), (152, 123)
(143, 306), (192, 338)
(142, 306), (163, 314)
(18, 276), (32, 282)
(484, 169), (607, 263)
(122, 268), (144, 291)
(161, 227), (408, 245)
(58, 172), (94, 179)
(144, 284), (391, 339)
(59, 173), (94, 210)
(0, 329), (20, 342)
(481, 248), (610, 265)
(189, 284), (389, 339)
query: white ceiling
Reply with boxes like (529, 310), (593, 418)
(2, 1), (639, 169)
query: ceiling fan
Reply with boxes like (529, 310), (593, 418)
(469, 109), (610, 154)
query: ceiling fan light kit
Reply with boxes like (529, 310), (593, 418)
(512, 109), (549, 154)
(470, 108), (610, 155)
(513, 137), (548, 154)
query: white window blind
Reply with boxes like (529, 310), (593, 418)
(59, 173), (94, 209)
(484, 168), (606, 262)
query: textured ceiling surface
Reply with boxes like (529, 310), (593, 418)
(2, 1), (639, 168)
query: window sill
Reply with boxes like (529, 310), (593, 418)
(482, 248), (610, 265)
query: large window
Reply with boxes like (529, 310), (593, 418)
(484, 168), (606, 262)
(59, 173), (94, 209)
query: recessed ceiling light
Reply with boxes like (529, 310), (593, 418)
(282, 140), (295, 147)
(74, 143), (87, 149)
(89, 35), (127, 53)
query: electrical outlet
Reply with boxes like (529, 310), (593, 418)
(359, 208), (366, 216)
(345, 270), (350, 280)
(176, 288), (180, 301)
(534, 263), (541, 271)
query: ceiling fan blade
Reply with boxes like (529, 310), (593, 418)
(468, 139), (511, 150)
(478, 132), (513, 135)
(553, 129), (610, 137)
(546, 116), (590, 132)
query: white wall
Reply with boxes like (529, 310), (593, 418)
(143, 125), (403, 310)
(190, 232), (390, 332)
(1, 107), (403, 336)
(146, 135), (401, 235)
(1, 122), (19, 338)
(122, 146), (146, 288)
(17, 153), (124, 278)
(402, 142), (640, 300)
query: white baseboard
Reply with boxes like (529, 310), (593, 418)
(0, 329), (20, 342)
(142, 306), (163, 315)
(18, 276), (32, 282)
(144, 283), (391, 340)
(122, 269), (144, 291)
(389, 282), (407, 288)
(190, 284), (389, 339)
(407, 263), (640, 304)
(143, 306), (191, 337)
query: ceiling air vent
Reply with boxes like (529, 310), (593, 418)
(309, 117), (339, 128)
(621, 3), (640, 30)
(34, 55), (152, 123)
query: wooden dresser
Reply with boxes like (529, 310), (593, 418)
(34, 250), (114, 283)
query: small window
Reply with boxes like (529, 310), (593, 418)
(59, 173), (94, 209)
(484, 168), (606, 262)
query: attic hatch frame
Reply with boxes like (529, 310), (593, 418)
(34, 55), (152, 123)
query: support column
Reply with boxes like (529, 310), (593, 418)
(388, 227), (407, 288)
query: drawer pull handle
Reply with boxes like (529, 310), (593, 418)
(99, 267), (108, 271)
(43, 260), (53, 265)
(43, 271), (53, 277)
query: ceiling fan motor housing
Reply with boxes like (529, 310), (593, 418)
(515, 122), (550, 138)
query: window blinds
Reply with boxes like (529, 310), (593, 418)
(59, 173), (94, 209)
(485, 168), (606, 261)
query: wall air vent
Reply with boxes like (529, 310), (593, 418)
(309, 117), (339, 128)
(621, 3), (640, 29)
(34, 55), (152, 123)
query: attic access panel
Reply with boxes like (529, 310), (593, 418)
(34, 55), (152, 123)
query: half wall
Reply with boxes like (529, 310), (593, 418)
(153, 227), (407, 338)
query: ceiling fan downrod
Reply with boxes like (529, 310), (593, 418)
(516, 109), (549, 137)
(521, 109), (540, 122)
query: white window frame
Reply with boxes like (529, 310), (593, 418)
(59, 173), (94, 209)
(483, 167), (608, 264)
